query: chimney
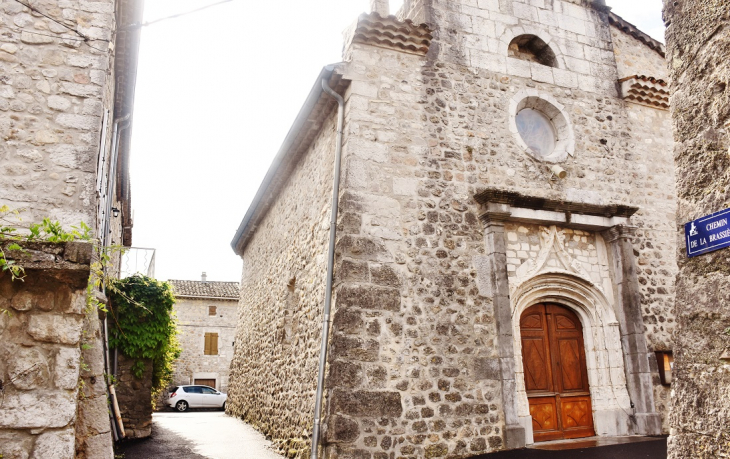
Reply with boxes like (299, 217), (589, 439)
(370, 0), (389, 17)
(201, 272), (207, 282)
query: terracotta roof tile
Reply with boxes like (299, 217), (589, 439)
(168, 280), (240, 300)
(350, 12), (432, 55)
(619, 75), (670, 110)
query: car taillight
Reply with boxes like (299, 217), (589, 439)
(170, 392), (177, 398)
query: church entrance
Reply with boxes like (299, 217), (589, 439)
(519, 303), (596, 442)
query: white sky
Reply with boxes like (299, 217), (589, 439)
(129, 0), (665, 282)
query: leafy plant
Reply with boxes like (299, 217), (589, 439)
(107, 275), (181, 395)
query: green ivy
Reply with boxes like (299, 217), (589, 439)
(107, 275), (181, 394)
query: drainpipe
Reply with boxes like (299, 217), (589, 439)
(311, 79), (345, 459)
(102, 113), (131, 440)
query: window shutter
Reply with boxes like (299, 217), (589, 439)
(204, 333), (211, 355)
(211, 333), (218, 355)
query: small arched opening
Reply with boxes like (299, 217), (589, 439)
(508, 34), (558, 68)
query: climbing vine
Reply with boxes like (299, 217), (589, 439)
(107, 274), (181, 395)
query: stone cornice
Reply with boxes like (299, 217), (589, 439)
(474, 188), (639, 219)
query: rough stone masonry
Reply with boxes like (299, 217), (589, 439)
(663, 1), (730, 458)
(228, 0), (679, 457)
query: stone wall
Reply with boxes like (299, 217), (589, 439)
(227, 113), (338, 457)
(172, 297), (238, 392)
(115, 353), (152, 439)
(0, 0), (117, 230)
(664, 1), (730, 458)
(0, 241), (113, 459)
(610, 26), (668, 81)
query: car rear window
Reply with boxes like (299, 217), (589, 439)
(169, 386), (178, 394)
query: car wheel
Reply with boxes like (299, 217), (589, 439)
(175, 400), (189, 412)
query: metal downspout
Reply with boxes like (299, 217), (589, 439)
(102, 113), (130, 440)
(311, 79), (345, 459)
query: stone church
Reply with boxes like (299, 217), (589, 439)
(227, 0), (676, 457)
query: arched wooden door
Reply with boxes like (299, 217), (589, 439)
(520, 303), (595, 442)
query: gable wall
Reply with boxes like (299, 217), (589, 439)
(227, 112), (338, 457)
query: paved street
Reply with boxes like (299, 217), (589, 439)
(116, 411), (284, 459)
(117, 413), (666, 459)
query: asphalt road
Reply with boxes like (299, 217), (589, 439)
(116, 411), (284, 459)
(117, 412), (666, 459)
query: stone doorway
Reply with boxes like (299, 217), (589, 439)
(520, 303), (595, 442)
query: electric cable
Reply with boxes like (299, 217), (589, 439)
(122, 0), (235, 30)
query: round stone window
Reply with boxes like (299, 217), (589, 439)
(509, 92), (574, 163)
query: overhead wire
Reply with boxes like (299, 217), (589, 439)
(10, 0), (106, 43)
(122, 0), (235, 30)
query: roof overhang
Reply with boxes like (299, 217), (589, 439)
(114, 0), (145, 247)
(230, 64), (349, 255)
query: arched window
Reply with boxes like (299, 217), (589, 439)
(508, 35), (558, 68)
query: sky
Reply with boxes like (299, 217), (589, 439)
(129, 0), (665, 283)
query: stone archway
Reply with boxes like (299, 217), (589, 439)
(511, 273), (633, 444)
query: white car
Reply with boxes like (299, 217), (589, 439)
(167, 385), (227, 412)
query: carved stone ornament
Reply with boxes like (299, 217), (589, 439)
(511, 226), (601, 294)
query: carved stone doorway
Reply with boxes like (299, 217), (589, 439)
(520, 303), (595, 442)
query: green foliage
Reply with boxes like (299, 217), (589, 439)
(0, 206), (92, 282)
(107, 275), (181, 394)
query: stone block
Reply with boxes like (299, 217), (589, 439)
(8, 347), (50, 390)
(325, 415), (360, 443)
(54, 346), (81, 390)
(337, 260), (369, 284)
(336, 284), (400, 312)
(328, 360), (364, 389)
(11, 291), (35, 311)
(473, 357), (500, 380)
(336, 235), (393, 262)
(331, 334), (379, 362)
(331, 389), (402, 417)
(0, 430), (34, 459)
(370, 264), (400, 288)
(20, 31), (54, 44)
(0, 391), (76, 428)
(31, 427), (75, 459)
(81, 432), (114, 459)
(27, 314), (83, 345)
(78, 395), (111, 435)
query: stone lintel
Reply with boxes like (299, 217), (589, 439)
(479, 202), (632, 230)
(474, 188), (638, 222)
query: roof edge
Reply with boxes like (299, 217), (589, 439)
(230, 64), (345, 255)
(608, 11), (666, 58)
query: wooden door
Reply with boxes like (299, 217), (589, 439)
(194, 378), (216, 389)
(520, 303), (595, 442)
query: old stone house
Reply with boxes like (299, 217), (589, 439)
(169, 275), (240, 393)
(0, 0), (143, 457)
(227, 0), (677, 457)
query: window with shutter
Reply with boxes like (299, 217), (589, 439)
(204, 332), (219, 355)
(208, 306), (216, 316)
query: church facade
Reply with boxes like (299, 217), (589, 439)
(228, 0), (676, 457)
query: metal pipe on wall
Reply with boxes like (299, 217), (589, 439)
(311, 79), (345, 459)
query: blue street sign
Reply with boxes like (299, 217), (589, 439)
(685, 207), (730, 257)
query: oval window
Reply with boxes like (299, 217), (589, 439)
(515, 108), (557, 158)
